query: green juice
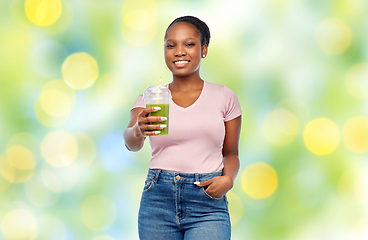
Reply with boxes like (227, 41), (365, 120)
(146, 103), (169, 135)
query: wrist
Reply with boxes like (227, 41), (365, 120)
(223, 175), (234, 188)
(133, 123), (143, 138)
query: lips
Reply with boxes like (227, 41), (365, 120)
(173, 60), (190, 67)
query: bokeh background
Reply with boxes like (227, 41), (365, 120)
(1, 0), (368, 239)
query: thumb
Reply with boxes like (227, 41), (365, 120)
(195, 179), (212, 187)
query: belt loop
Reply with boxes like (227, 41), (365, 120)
(195, 173), (199, 183)
(154, 169), (161, 184)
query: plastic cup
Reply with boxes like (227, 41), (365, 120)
(143, 85), (171, 135)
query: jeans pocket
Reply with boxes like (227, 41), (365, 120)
(201, 187), (224, 201)
(143, 179), (154, 193)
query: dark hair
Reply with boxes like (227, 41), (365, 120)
(165, 16), (211, 47)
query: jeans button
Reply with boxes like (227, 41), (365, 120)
(176, 175), (180, 180)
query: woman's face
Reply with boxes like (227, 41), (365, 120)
(164, 22), (207, 78)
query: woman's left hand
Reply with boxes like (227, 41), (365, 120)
(196, 175), (234, 198)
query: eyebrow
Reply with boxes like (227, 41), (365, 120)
(166, 38), (196, 42)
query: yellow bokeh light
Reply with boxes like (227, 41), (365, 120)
(346, 63), (368, 99)
(316, 18), (352, 55)
(303, 118), (340, 155)
(7, 133), (41, 157)
(123, 9), (155, 31)
(335, 0), (367, 20)
(34, 98), (69, 127)
(62, 52), (99, 89)
(1, 209), (38, 240)
(34, 80), (76, 127)
(80, 195), (117, 231)
(39, 89), (72, 117)
(41, 131), (78, 168)
(42, 80), (76, 103)
(73, 133), (96, 169)
(41, 163), (79, 193)
(42, 1), (73, 34)
(241, 162), (278, 199)
(343, 116), (368, 153)
(227, 191), (243, 226)
(91, 235), (116, 240)
(6, 145), (36, 171)
(25, 0), (62, 27)
(262, 108), (299, 146)
(121, 0), (157, 46)
(0, 146), (36, 183)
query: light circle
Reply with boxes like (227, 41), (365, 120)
(41, 131), (78, 168)
(316, 18), (352, 55)
(39, 89), (72, 117)
(1, 209), (38, 239)
(25, 0), (62, 26)
(34, 80), (76, 127)
(343, 116), (368, 153)
(262, 109), (299, 146)
(120, 0), (157, 46)
(303, 118), (340, 155)
(241, 162), (278, 199)
(6, 145), (36, 171)
(0, 146), (36, 183)
(62, 52), (99, 89)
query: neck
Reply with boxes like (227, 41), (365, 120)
(171, 73), (203, 91)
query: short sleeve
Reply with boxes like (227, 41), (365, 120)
(223, 86), (242, 122)
(131, 94), (145, 111)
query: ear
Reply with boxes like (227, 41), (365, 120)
(202, 44), (208, 58)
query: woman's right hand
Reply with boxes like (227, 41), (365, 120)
(135, 107), (167, 137)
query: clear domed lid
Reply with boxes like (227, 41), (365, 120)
(143, 85), (172, 100)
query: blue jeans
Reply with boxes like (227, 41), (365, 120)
(138, 169), (231, 240)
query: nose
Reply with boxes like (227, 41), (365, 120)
(175, 45), (186, 57)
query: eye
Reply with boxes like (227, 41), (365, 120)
(166, 44), (174, 49)
(186, 43), (195, 47)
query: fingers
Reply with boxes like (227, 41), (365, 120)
(195, 179), (212, 187)
(142, 116), (167, 125)
(196, 180), (223, 198)
(141, 106), (162, 116)
(141, 125), (167, 136)
(195, 176), (232, 198)
(137, 107), (167, 136)
(138, 107), (167, 123)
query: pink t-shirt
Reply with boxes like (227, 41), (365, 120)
(131, 81), (242, 173)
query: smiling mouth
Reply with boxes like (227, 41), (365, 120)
(174, 60), (190, 67)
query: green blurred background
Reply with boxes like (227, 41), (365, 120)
(1, 0), (368, 239)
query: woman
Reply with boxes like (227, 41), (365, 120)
(124, 16), (242, 240)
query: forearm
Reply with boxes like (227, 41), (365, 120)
(222, 154), (240, 182)
(123, 123), (146, 152)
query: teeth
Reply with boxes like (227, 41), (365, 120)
(175, 61), (188, 64)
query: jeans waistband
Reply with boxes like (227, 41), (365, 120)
(147, 169), (223, 184)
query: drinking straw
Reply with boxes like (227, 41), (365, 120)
(157, 75), (162, 103)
